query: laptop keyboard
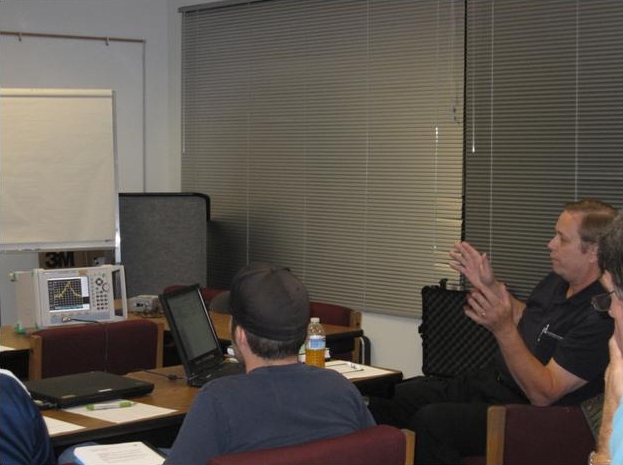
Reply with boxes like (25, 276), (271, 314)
(188, 361), (244, 387)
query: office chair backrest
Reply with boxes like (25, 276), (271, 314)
(310, 301), (364, 362)
(29, 319), (163, 380)
(206, 425), (415, 465)
(484, 404), (594, 465)
(309, 301), (361, 328)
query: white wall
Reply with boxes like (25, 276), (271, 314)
(0, 0), (423, 379)
(0, 0), (173, 191)
(0, 0), (173, 324)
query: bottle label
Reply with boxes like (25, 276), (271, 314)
(307, 334), (326, 350)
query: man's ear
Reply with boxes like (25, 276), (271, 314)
(235, 325), (248, 349)
(587, 242), (599, 263)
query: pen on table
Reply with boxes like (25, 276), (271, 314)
(329, 361), (358, 367)
(329, 361), (364, 373)
(346, 362), (364, 372)
(86, 401), (135, 411)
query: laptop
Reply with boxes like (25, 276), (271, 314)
(25, 371), (154, 408)
(159, 284), (244, 387)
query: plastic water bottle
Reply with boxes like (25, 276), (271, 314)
(305, 317), (326, 368)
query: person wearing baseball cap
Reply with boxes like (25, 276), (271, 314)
(165, 263), (375, 465)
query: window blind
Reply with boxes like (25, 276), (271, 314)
(465, 0), (623, 300)
(181, 0), (464, 317)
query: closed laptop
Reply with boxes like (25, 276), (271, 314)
(25, 371), (154, 408)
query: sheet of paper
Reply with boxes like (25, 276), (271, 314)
(326, 360), (397, 380)
(64, 399), (176, 424)
(75, 441), (165, 465)
(326, 360), (366, 375)
(0, 345), (16, 351)
(43, 416), (85, 435)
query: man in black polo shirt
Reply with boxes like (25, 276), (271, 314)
(368, 199), (617, 464)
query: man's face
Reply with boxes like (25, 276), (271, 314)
(600, 271), (623, 352)
(547, 210), (596, 283)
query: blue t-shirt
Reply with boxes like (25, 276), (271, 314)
(165, 362), (375, 465)
(0, 370), (55, 465)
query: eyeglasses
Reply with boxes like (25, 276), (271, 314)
(591, 291), (615, 312)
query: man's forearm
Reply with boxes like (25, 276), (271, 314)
(507, 292), (526, 325)
(495, 327), (568, 406)
(592, 394), (615, 465)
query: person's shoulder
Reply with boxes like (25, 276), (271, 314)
(0, 370), (41, 425)
(0, 369), (29, 396)
(197, 372), (248, 395)
(582, 278), (607, 296)
(529, 272), (563, 292)
(0, 368), (20, 383)
(579, 304), (614, 326)
(527, 272), (565, 300)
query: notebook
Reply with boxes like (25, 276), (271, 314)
(24, 371), (154, 408)
(159, 284), (244, 387)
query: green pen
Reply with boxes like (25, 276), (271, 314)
(86, 401), (135, 411)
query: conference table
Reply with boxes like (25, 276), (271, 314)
(1, 312), (385, 454)
(43, 363), (402, 454)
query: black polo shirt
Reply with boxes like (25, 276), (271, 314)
(495, 272), (614, 405)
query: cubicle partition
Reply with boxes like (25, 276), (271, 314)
(119, 193), (210, 298)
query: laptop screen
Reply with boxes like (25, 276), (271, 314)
(159, 285), (224, 377)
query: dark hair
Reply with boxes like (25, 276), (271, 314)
(598, 212), (623, 297)
(564, 199), (618, 252)
(231, 317), (305, 360)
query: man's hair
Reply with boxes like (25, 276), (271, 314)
(564, 199), (618, 252)
(231, 317), (305, 360)
(598, 212), (623, 297)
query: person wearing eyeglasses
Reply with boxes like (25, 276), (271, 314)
(368, 199), (617, 464)
(590, 212), (623, 465)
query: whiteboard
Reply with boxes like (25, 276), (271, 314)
(0, 88), (118, 251)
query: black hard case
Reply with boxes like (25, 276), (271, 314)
(419, 280), (497, 377)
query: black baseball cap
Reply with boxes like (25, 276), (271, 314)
(219, 263), (310, 341)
